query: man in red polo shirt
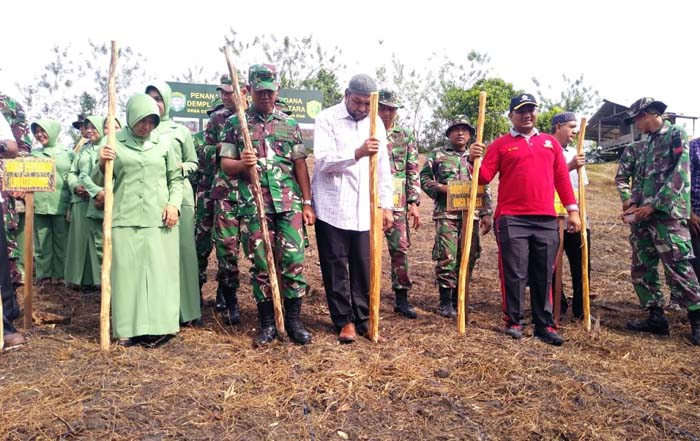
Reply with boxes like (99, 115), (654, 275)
(469, 94), (581, 346)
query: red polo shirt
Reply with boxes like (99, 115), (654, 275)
(478, 130), (577, 218)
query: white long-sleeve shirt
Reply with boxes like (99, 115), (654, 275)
(311, 101), (394, 231)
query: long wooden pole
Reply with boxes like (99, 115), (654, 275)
(100, 41), (118, 351)
(457, 91), (487, 334)
(223, 47), (285, 335)
(553, 218), (565, 326)
(367, 92), (381, 343)
(577, 118), (591, 331)
(23, 193), (34, 329)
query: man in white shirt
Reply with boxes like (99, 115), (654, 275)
(551, 111), (589, 320)
(312, 74), (394, 343)
(0, 115), (24, 348)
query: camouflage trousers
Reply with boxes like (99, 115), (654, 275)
(630, 219), (700, 310)
(384, 210), (413, 291)
(432, 218), (481, 289)
(195, 195), (215, 286)
(240, 210), (306, 303)
(213, 199), (240, 290)
(2, 194), (22, 285)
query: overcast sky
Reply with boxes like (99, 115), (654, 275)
(3, 0), (699, 134)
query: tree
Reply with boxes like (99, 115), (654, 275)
(300, 68), (342, 108)
(531, 74), (601, 116)
(174, 65), (221, 84)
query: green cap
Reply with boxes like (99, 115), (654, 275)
(378, 89), (403, 108)
(248, 64), (278, 91)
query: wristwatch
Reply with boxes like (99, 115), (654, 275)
(303, 199), (312, 206)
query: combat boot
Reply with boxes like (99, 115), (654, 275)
(284, 297), (312, 345)
(689, 309), (700, 346)
(214, 285), (227, 311)
(394, 289), (417, 319)
(221, 286), (241, 325)
(255, 300), (278, 347)
(626, 306), (670, 335)
(439, 287), (456, 318)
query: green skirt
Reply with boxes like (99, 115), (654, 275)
(179, 203), (201, 323)
(64, 201), (101, 286)
(34, 214), (68, 280)
(111, 225), (180, 338)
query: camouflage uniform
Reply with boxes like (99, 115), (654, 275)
(1, 94), (32, 286)
(629, 118), (700, 311)
(220, 106), (307, 303)
(420, 143), (493, 289)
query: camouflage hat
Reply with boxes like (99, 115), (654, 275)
(72, 113), (86, 130)
(275, 98), (292, 116)
(207, 97), (224, 116)
(248, 64), (278, 92)
(624, 97), (667, 124)
(378, 89), (403, 108)
(445, 115), (475, 137)
(216, 74), (246, 93)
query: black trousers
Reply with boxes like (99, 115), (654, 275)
(1, 206), (20, 334)
(691, 228), (700, 280)
(553, 228), (591, 319)
(495, 215), (559, 329)
(315, 219), (369, 332)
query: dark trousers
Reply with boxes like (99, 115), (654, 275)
(553, 228), (591, 319)
(495, 215), (559, 329)
(315, 219), (369, 332)
(691, 228), (700, 280)
(1, 208), (20, 334)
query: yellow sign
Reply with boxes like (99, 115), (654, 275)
(0, 158), (56, 192)
(554, 190), (579, 216)
(392, 177), (406, 208)
(447, 180), (485, 211)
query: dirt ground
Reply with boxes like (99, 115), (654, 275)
(2, 162), (700, 441)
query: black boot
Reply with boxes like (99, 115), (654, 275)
(284, 297), (312, 345)
(215, 285), (227, 311)
(626, 306), (669, 335)
(689, 309), (700, 346)
(255, 300), (278, 347)
(439, 287), (456, 318)
(394, 289), (417, 319)
(221, 287), (241, 325)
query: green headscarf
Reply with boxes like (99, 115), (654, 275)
(85, 115), (105, 140)
(126, 93), (161, 138)
(31, 119), (61, 147)
(145, 81), (172, 121)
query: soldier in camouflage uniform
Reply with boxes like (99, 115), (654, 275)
(1, 93), (32, 287)
(220, 64), (315, 346)
(377, 89), (420, 319)
(420, 116), (493, 318)
(620, 98), (700, 345)
(200, 76), (247, 324)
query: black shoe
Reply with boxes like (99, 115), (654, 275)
(284, 297), (312, 345)
(534, 326), (564, 346)
(221, 287), (240, 325)
(139, 334), (175, 348)
(505, 324), (523, 340)
(439, 287), (456, 318)
(254, 301), (278, 347)
(626, 306), (669, 335)
(689, 309), (700, 346)
(215, 285), (227, 311)
(394, 289), (417, 319)
(116, 338), (137, 347)
(180, 318), (202, 328)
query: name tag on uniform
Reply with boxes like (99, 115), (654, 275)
(393, 177), (406, 208)
(554, 190), (578, 216)
(447, 179), (484, 211)
(543, 140), (554, 149)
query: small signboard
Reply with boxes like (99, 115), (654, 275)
(0, 158), (56, 192)
(447, 180), (485, 211)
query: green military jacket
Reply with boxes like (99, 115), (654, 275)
(420, 144), (492, 220)
(220, 107), (306, 217)
(386, 124), (420, 211)
(615, 140), (644, 204)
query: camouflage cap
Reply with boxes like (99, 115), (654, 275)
(207, 97), (224, 116)
(249, 64), (279, 92)
(72, 113), (86, 130)
(275, 98), (292, 116)
(624, 97), (667, 124)
(378, 89), (403, 108)
(216, 74), (246, 93)
(446, 115), (476, 137)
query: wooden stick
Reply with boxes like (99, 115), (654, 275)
(553, 218), (565, 326)
(100, 41), (118, 351)
(23, 192), (34, 329)
(73, 137), (86, 154)
(576, 118), (591, 331)
(457, 91), (487, 334)
(223, 47), (285, 336)
(368, 92), (381, 343)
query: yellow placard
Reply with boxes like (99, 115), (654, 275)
(0, 158), (56, 192)
(447, 180), (485, 211)
(554, 190), (579, 216)
(392, 177), (406, 208)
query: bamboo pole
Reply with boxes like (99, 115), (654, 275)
(23, 193), (34, 329)
(367, 92), (381, 343)
(100, 41), (118, 352)
(553, 218), (565, 326)
(73, 137), (86, 154)
(457, 91), (487, 334)
(223, 47), (285, 336)
(576, 118), (591, 331)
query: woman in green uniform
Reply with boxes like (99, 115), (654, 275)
(31, 119), (74, 283)
(65, 115), (104, 290)
(145, 82), (201, 325)
(98, 93), (183, 345)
